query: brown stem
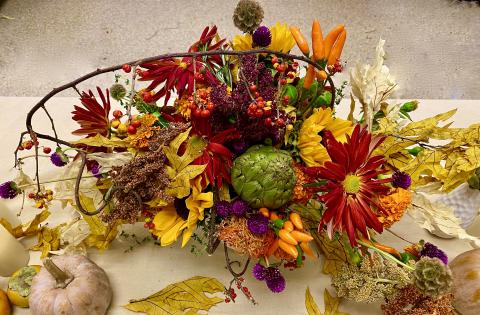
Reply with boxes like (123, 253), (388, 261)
(224, 243), (250, 278)
(41, 105), (60, 148)
(43, 258), (74, 289)
(206, 189), (220, 255)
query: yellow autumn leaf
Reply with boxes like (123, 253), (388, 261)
(306, 287), (322, 315)
(305, 287), (349, 315)
(30, 224), (65, 258)
(124, 276), (224, 315)
(72, 134), (130, 148)
(400, 109), (456, 138)
(77, 194), (120, 250)
(163, 128), (207, 198)
(313, 232), (351, 276)
(144, 197), (168, 208)
(0, 210), (50, 238)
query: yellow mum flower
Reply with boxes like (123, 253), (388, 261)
(232, 22), (295, 53)
(298, 108), (352, 167)
(152, 177), (213, 247)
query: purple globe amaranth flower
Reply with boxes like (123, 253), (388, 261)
(247, 214), (269, 234)
(266, 275), (286, 293)
(50, 151), (68, 167)
(252, 263), (266, 281)
(420, 242), (448, 265)
(252, 26), (272, 47)
(231, 139), (249, 155)
(0, 181), (20, 199)
(392, 171), (412, 189)
(231, 199), (250, 217)
(214, 200), (231, 218)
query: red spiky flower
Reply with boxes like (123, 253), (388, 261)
(71, 87), (111, 136)
(193, 128), (240, 188)
(138, 25), (226, 105)
(305, 125), (391, 246)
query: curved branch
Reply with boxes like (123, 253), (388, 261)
(22, 48), (338, 206)
(25, 48), (336, 134)
(224, 243), (251, 278)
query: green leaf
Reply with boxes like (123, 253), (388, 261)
(124, 276), (224, 315)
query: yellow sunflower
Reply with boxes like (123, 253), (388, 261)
(232, 22), (295, 53)
(152, 177), (213, 247)
(298, 107), (352, 167)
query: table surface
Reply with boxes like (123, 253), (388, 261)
(1, 97), (479, 315)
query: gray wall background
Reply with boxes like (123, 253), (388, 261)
(0, 0), (479, 99)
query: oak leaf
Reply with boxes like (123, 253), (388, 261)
(72, 134), (129, 148)
(78, 194), (120, 250)
(0, 210), (50, 238)
(305, 287), (349, 315)
(30, 224), (65, 258)
(163, 128), (207, 198)
(313, 232), (351, 276)
(124, 276), (224, 315)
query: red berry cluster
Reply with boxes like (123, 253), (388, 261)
(272, 56), (298, 86)
(283, 255), (306, 270)
(28, 189), (53, 209)
(224, 277), (256, 304)
(327, 59), (344, 74)
(189, 89), (214, 118)
(142, 209), (155, 230)
(18, 139), (52, 154)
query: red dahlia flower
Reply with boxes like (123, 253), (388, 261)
(71, 87), (111, 136)
(305, 125), (391, 246)
(139, 25), (226, 105)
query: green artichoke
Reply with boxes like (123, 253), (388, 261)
(231, 145), (296, 209)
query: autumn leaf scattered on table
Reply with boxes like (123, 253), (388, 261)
(124, 276), (224, 315)
(305, 287), (349, 315)
(30, 224), (65, 258)
(163, 127), (207, 198)
(78, 194), (121, 250)
(0, 209), (50, 238)
(408, 192), (480, 247)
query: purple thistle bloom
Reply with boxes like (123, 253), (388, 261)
(253, 26), (272, 47)
(214, 200), (231, 218)
(252, 263), (266, 281)
(420, 242), (449, 265)
(0, 181), (20, 199)
(266, 275), (286, 293)
(392, 171), (412, 189)
(247, 214), (269, 235)
(231, 199), (250, 217)
(50, 152), (68, 167)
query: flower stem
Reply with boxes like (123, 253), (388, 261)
(17, 174), (104, 189)
(358, 240), (414, 271)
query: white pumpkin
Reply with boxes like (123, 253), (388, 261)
(29, 255), (112, 315)
(449, 248), (480, 315)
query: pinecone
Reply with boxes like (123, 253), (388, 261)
(233, 0), (264, 33)
(414, 257), (453, 298)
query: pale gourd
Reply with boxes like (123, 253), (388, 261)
(29, 255), (112, 315)
(449, 248), (480, 315)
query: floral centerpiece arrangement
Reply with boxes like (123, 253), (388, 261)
(2, 1), (480, 314)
